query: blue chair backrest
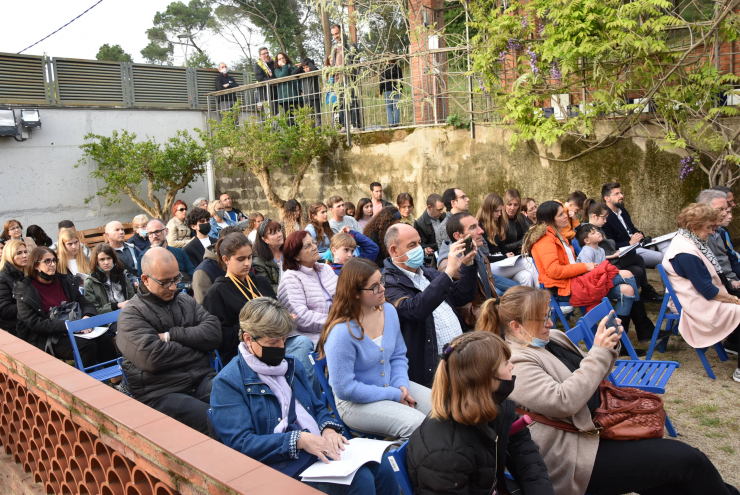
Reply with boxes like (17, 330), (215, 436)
(308, 352), (351, 436)
(387, 440), (414, 495)
(657, 264), (682, 314)
(579, 298), (612, 330)
(211, 350), (224, 372)
(65, 310), (121, 371)
(117, 357), (131, 389)
(572, 238), (582, 256)
(573, 297), (640, 360)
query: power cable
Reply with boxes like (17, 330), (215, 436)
(17, 0), (105, 54)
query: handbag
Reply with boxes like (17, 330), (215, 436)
(516, 379), (666, 441)
(44, 301), (82, 355)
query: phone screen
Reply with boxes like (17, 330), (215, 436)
(606, 313), (619, 335)
(463, 237), (474, 256)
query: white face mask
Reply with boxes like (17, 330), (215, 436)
(220, 68), (228, 74)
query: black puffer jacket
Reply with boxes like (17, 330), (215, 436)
(407, 399), (554, 495)
(13, 274), (96, 349)
(116, 287), (222, 405)
(0, 263), (25, 334)
(502, 214), (532, 255)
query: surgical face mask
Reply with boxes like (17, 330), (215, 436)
(139, 229), (148, 238)
(220, 68), (228, 74)
(493, 375), (516, 403)
(394, 245), (424, 269)
(198, 223), (211, 236)
(98, 266), (112, 274)
(252, 340), (286, 367)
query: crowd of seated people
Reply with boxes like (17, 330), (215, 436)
(2, 178), (740, 495)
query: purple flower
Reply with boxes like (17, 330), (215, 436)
(526, 48), (539, 76)
(521, 18), (528, 28)
(552, 61), (561, 81)
(499, 51), (507, 63)
(507, 38), (521, 52)
(478, 77), (489, 97)
(679, 156), (697, 180)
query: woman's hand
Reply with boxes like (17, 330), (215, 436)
(399, 386), (417, 408)
(506, 252), (515, 258)
(340, 226), (351, 234)
(593, 312), (622, 349)
(297, 432), (341, 464)
(584, 262), (596, 271)
(322, 428), (349, 456)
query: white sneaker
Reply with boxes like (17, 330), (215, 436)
(559, 306), (574, 314)
(733, 368), (740, 383)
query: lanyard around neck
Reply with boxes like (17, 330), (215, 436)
(228, 273), (262, 300)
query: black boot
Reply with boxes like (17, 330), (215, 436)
(640, 284), (662, 303)
(631, 300), (671, 343)
(617, 315), (647, 357)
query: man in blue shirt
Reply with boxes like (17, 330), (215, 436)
(136, 219), (195, 279)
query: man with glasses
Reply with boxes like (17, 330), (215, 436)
(135, 219), (195, 279)
(711, 185), (740, 247)
(117, 248), (222, 434)
(601, 182), (664, 268)
(697, 189), (740, 291)
(253, 46), (279, 118)
(437, 187), (471, 244)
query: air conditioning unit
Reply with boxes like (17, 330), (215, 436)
(726, 93), (740, 106)
(551, 94), (570, 120)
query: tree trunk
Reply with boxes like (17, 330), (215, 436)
(318, 6), (332, 60)
(287, 157), (315, 200)
(122, 184), (164, 220)
(256, 164), (287, 209)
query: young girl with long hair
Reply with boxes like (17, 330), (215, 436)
(56, 228), (91, 277)
(305, 202), (334, 254)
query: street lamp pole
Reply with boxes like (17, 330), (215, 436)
(177, 33), (190, 67)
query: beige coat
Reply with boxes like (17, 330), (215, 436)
(663, 234), (740, 348)
(166, 217), (191, 248)
(506, 330), (618, 495)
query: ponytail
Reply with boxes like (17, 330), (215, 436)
(475, 298), (503, 338)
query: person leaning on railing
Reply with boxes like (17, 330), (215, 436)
(254, 46), (279, 117)
(292, 57), (322, 126)
(274, 52), (303, 126)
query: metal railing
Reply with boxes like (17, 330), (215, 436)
(0, 52), (253, 109)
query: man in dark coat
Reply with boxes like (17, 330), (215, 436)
(117, 248), (222, 434)
(135, 219), (195, 278)
(184, 207), (219, 268)
(382, 224), (478, 386)
(253, 46), (279, 118)
(216, 62), (239, 119)
(292, 58), (322, 126)
(414, 193), (446, 266)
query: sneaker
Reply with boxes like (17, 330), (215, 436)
(113, 380), (130, 396)
(559, 306), (574, 315)
(724, 339), (739, 356)
(338, 127), (346, 133)
(640, 286), (663, 303)
(733, 368), (740, 383)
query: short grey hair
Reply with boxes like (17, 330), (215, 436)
(384, 224), (402, 252)
(132, 214), (149, 228)
(696, 189), (727, 205)
(258, 46), (269, 54)
(239, 297), (295, 341)
(192, 197), (207, 208)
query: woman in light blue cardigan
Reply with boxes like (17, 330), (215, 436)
(316, 258), (432, 439)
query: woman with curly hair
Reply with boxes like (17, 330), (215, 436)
(245, 212), (264, 244)
(363, 205), (402, 268)
(281, 199), (304, 238)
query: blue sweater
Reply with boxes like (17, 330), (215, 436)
(324, 302), (410, 404)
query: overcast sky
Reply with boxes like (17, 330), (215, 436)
(1, 0), (263, 67)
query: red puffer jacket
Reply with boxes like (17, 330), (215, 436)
(569, 261), (619, 311)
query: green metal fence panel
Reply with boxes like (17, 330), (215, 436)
(131, 64), (190, 108)
(193, 68), (247, 108)
(0, 53), (50, 105)
(53, 58), (126, 106)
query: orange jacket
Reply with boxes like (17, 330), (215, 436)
(557, 200), (580, 240)
(531, 227), (588, 296)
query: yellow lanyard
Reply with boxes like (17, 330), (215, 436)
(227, 273), (262, 300)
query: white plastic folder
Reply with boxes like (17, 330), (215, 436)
(644, 231), (677, 248)
(492, 254), (521, 268)
(74, 326), (109, 340)
(300, 438), (394, 485)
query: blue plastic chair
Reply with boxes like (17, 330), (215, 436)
(571, 238), (582, 256)
(116, 357), (132, 396)
(386, 440), (413, 495)
(65, 311), (122, 382)
(531, 258), (573, 331)
(308, 352), (384, 440)
(570, 299), (678, 437)
(651, 265), (728, 378)
(210, 350), (224, 372)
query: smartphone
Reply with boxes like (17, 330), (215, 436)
(463, 236), (474, 256)
(606, 313), (620, 336)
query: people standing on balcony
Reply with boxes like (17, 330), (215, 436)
(254, 46), (280, 117)
(216, 62), (239, 119)
(207, 199), (237, 239)
(166, 200), (192, 248)
(370, 182), (392, 217)
(330, 24), (363, 132)
(293, 57), (322, 126)
(355, 198), (374, 230)
(397, 193), (415, 226)
(380, 58), (403, 127)
(327, 196), (362, 233)
(274, 53), (303, 127)
(437, 187), (471, 244)
(2, 220), (37, 252)
(219, 193), (247, 225)
(0, 240), (29, 335)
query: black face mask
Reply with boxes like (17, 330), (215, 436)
(252, 340), (286, 367)
(493, 375), (516, 404)
(198, 223), (211, 236)
(38, 270), (55, 281)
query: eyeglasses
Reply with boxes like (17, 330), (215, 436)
(177, 208), (187, 212)
(145, 273), (183, 289)
(302, 241), (317, 250)
(456, 195), (468, 201)
(148, 228), (165, 237)
(37, 258), (58, 266)
(361, 275), (386, 295)
(528, 308), (553, 326)
(9, 226), (21, 232)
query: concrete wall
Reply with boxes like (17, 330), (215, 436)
(216, 125), (707, 236)
(0, 108), (210, 237)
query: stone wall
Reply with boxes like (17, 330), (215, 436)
(216, 125), (707, 236)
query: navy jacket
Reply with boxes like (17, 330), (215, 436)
(183, 236), (219, 269)
(136, 245), (195, 277)
(382, 258), (478, 386)
(601, 206), (642, 249)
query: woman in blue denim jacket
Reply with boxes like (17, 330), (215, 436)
(210, 297), (399, 495)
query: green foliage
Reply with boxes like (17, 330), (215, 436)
(96, 44), (133, 62)
(141, 0), (213, 65)
(76, 130), (209, 220)
(202, 103), (339, 207)
(446, 113), (470, 129)
(187, 51), (215, 68)
(467, 0), (740, 185)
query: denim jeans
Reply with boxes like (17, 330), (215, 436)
(306, 459), (400, 495)
(285, 335), (321, 397)
(335, 381), (432, 439)
(492, 273), (520, 297)
(384, 91), (400, 126)
(606, 274), (638, 315)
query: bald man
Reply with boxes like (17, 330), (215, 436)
(104, 221), (139, 275)
(117, 248), (222, 434)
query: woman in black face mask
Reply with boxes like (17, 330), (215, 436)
(407, 331), (555, 495)
(209, 297), (400, 495)
(84, 244), (135, 315)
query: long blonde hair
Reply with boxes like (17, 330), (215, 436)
(476, 193), (505, 244)
(56, 228), (91, 275)
(0, 239), (27, 271)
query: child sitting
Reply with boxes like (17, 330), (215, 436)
(322, 231), (379, 275)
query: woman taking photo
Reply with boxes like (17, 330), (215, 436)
(274, 52), (303, 125)
(277, 231), (337, 346)
(317, 258), (432, 439)
(14, 247), (118, 370)
(208, 199), (237, 238)
(305, 202), (334, 254)
(1, 220), (37, 251)
(363, 206), (402, 268)
(166, 199), (191, 248)
(501, 189), (532, 255)
(84, 244), (135, 315)
(252, 219), (285, 293)
(57, 228), (91, 279)
(0, 240), (30, 335)
(209, 297), (399, 495)
(479, 285), (739, 495)
(663, 203), (740, 382)
(355, 198), (373, 230)
(202, 233), (276, 364)
(397, 193), (415, 226)
(407, 331), (554, 495)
